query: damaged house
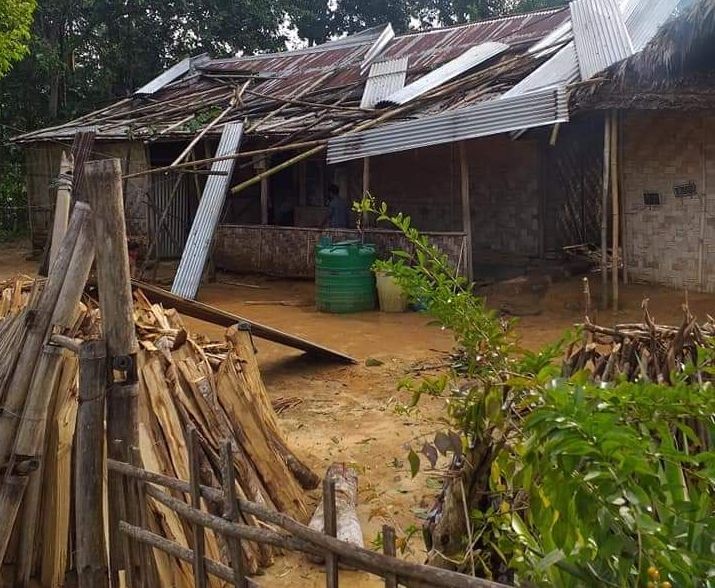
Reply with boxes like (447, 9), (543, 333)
(13, 0), (714, 298)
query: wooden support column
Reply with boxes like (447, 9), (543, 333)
(362, 157), (371, 197)
(459, 142), (473, 281)
(75, 340), (109, 588)
(260, 156), (270, 225)
(601, 113), (611, 310)
(610, 112), (620, 312)
(84, 158), (142, 586)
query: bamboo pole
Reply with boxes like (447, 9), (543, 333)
(84, 158), (141, 582)
(171, 103), (234, 168)
(610, 112), (620, 312)
(50, 152), (74, 265)
(459, 141), (473, 281)
(601, 113), (611, 310)
(0, 203), (89, 468)
(75, 340), (109, 588)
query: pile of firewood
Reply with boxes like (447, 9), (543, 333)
(0, 275), (318, 587)
(564, 301), (715, 384)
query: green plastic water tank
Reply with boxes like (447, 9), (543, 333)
(315, 238), (376, 313)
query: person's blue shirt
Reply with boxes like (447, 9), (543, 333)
(328, 196), (349, 228)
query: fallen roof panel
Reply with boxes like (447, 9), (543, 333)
(135, 54), (209, 96)
(571, 0), (634, 80)
(328, 85), (569, 163)
(377, 42), (509, 107)
(360, 57), (409, 109)
(133, 280), (357, 364)
(503, 41), (579, 97)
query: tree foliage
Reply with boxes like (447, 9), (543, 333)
(0, 0), (35, 78)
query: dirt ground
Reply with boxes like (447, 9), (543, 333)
(2, 242), (713, 586)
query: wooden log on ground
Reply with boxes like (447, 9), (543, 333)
(220, 441), (247, 588)
(75, 340), (109, 588)
(308, 464), (363, 565)
(323, 477), (339, 587)
(85, 158), (142, 583)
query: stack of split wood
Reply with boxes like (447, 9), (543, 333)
(0, 273), (318, 586)
(566, 300), (715, 384)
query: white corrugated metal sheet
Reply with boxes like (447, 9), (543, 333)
(571, 0), (634, 80)
(135, 54), (208, 96)
(504, 41), (579, 97)
(621, 0), (679, 52)
(171, 122), (243, 299)
(360, 57), (409, 109)
(528, 20), (573, 57)
(328, 86), (568, 163)
(376, 41), (509, 107)
(361, 24), (395, 74)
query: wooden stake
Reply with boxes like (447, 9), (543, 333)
(382, 525), (397, 588)
(362, 157), (371, 197)
(221, 440), (248, 588)
(50, 152), (74, 266)
(84, 158), (141, 579)
(259, 156), (270, 225)
(188, 426), (208, 588)
(601, 113), (611, 310)
(610, 112), (620, 312)
(323, 477), (339, 588)
(459, 141), (473, 281)
(75, 340), (109, 588)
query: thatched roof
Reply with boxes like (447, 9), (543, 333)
(572, 0), (715, 111)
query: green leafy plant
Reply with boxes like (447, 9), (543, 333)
(356, 196), (715, 586)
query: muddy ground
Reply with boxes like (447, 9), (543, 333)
(2, 242), (713, 587)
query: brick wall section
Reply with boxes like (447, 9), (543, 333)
(466, 135), (541, 257)
(622, 111), (715, 292)
(214, 225), (467, 278)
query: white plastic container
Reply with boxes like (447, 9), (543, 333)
(375, 271), (408, 312)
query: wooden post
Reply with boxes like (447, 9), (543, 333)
(260, 156), (270, 225)
(75, 340), (109, 588)
(323, 476), (339, 588)
(382, 525), (397, 588)
(610, 112), (620, 312)
(459, 142), (473, 281)
(601, 113), (611, 310)
(221, 440), (248, 588)
(188, 426), (208, 588)
(698, 139), (708, 290)
(84, 158), (141, 582)
(362, 157), (371, 197)
(50, 152), (74, 266)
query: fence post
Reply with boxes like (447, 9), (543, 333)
(382, 525), (397, 588)
(221, 440), (248, 588)
(84, 158), (141, 584)
(189, 426), (208, 588)
(75, 340), (109, 588)
(323, 476), (339, 588)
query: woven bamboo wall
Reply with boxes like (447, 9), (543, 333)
(622, 111), (715, 292)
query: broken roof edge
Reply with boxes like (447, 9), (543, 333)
(328, 85), (569, 163)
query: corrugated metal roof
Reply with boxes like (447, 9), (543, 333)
(503, 41), (579, 97)
(360, 57), (409, 109)
(171, 122), (244, 299)
(381, 8), (569, 71)
(571, 0), (634, 80)
(135, 54), (209, 96)
(327, 86), (569, 163)
(621, 0), (679, 52)
(377, 42), (509, 107)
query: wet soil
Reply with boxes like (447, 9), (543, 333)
(2, 246), (713, 586)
